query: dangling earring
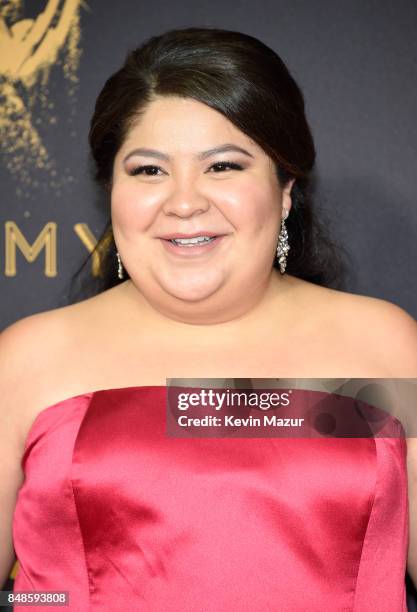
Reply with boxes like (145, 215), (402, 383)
(116, 251), (124, 280)
(276, 209), (290, 274)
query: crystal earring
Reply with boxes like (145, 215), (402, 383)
(116, 251), (124, 280)
(276, 209), (290, 274)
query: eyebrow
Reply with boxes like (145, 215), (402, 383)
(122, 143), (255, 163)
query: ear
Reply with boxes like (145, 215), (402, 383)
(282, 178), (295, 218)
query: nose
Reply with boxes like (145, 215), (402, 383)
(162, 183), (210, 218)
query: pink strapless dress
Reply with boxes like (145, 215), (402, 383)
(12, 386), (408, 611)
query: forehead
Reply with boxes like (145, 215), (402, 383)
(122, 95), (258, 150)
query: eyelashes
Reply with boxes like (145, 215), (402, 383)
(127, 161), (244, 177)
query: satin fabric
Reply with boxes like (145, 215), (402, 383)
(12, 386), (408, 611)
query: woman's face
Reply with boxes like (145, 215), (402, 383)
(111, 95), (293, 318)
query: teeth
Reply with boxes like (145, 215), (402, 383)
(171, 236), (215, 245)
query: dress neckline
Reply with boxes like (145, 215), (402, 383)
(23, 385), (167, 455)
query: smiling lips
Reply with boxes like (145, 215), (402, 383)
(159, 233), (226, 256)
(158, 231), (224, 239)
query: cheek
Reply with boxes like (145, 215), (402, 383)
(111, 182), (159, 231)
(222, 182), (279, 231)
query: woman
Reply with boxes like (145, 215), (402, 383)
(1, 27), (417, 611)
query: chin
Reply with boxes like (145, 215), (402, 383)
(161, 280), (223, 303)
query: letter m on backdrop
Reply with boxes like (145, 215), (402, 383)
(4, 221), (57, 276)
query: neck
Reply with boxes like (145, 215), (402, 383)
(119, 269), (294, 340)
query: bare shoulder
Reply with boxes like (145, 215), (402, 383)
(0, 282), (122, 370)
(348, 295), (414, 375)
(0, 307), (73, 384)
(288, 276), (417, 376)
(335, 289), (417, 377)
(0, 294), (99, 370)
(0, 290), (115, 452)
(0, 282), (147, 449)
(0, 305), (77, 397)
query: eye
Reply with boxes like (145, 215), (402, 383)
(127, 161), (244, 177)
(128, 165), (163, 177)
(208, 161), (243, 173)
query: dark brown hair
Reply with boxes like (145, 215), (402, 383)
(68, 26), (348, 302)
